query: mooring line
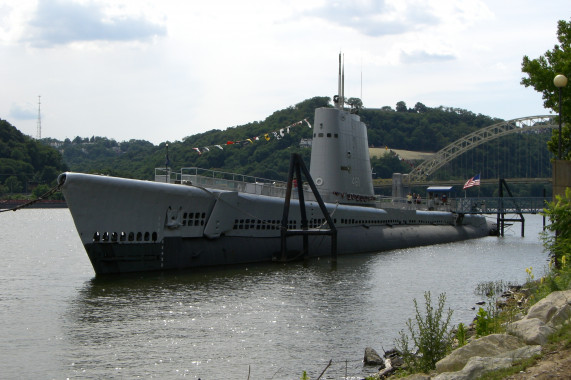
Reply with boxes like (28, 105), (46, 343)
(0, 183), (62, 213)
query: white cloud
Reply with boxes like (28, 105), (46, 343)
(0, 0), (567, 144)
(9, 102), (38, 120)
(400, 50), (456, 64)
(23, 0), (166, 48)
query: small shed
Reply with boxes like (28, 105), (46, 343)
(426, 186), (454, 205)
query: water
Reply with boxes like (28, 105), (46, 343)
(0, 209), (550, 379)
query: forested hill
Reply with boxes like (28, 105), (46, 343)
(0, 118), (68, 194)
(3, 97), (506, 191)
(361, 101), (502, 151)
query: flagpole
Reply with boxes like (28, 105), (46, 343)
(165, 143), (169, 183)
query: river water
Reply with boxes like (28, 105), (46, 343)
(1, 209), (550, 379)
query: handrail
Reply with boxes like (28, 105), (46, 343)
(153, 167), (547, 214)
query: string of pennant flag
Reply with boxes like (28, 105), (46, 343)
(191, 119), (312, 155)
(189, 116), (418, 173)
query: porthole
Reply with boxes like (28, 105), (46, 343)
(144, 232), (150, 241)
(128, 232), (135, 241)
(136, 232), (142, 241)
(93, 232), (100, 242)
(152, 232), (158, 241)
(102, 232), (109, 242)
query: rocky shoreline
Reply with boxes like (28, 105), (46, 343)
(363, 289), (571, 380)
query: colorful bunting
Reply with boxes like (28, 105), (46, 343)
(191, 119), (311, 155)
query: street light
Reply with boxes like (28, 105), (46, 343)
(554, 74), (568, 159)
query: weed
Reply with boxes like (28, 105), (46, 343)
(455, 323), (467, 347)
(395, 291), (453, 374)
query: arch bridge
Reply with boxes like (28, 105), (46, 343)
(406, 115), (557, 183)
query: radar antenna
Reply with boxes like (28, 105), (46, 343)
(36, 95), (41, 140)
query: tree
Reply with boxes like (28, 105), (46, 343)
(346, 97), (363, 110)
(521, 19), (571, 159)
(5, 176), (23, 193)
(396, 101), (408, 112)
(414, 102), (428, 113)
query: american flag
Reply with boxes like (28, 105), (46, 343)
(463, 174), (481, 189)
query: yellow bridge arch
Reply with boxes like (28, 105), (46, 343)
(407, 115), (557, 182)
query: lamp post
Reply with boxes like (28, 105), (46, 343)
(554, 74), (568, 159)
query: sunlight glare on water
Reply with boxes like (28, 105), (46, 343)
(0, 210), (550, 379)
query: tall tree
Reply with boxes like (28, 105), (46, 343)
(396, 101), (408, 112)
(521, 19), (571, 159)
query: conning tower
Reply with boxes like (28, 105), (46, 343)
(309, 54), (375, 206)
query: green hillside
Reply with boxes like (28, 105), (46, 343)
(0, 119), (68, 197)
(49, 97), (514, 181)
(2, 96), (553, 198)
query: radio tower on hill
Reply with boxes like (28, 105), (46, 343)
(36, 95), (42, 140)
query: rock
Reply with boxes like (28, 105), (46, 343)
(388, 355), (404, 368)
(383, 348), (401, 358)
(434, 356), (513, 380)
(435, 334), (524, 373)
(497, 344), (542, 360)
(526, 290), (571, 324)
(430, 345), (540, 380)
(377, 365), (397, 378)
(526, 301), (558, 323)
(548, 303), (571, 328)
(364, 347), (385, 366)
(505, 289), (571, 345)
(506, 317), (556, 345)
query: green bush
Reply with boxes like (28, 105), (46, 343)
(395, 291), (454, 373)
(475, 307), (493, 337)
(456, 323), (467, 347)
(541, 188), (571, 269)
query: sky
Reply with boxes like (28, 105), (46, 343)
(1, 0), (568, 145)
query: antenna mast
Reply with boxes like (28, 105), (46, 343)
(336, 53), (345, 110)
(36, 95), (41, 140)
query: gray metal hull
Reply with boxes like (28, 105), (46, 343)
(58, 171), (491, 275)
(85, 223), (489, 274)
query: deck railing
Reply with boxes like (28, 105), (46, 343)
(154, 168), (547, 214)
